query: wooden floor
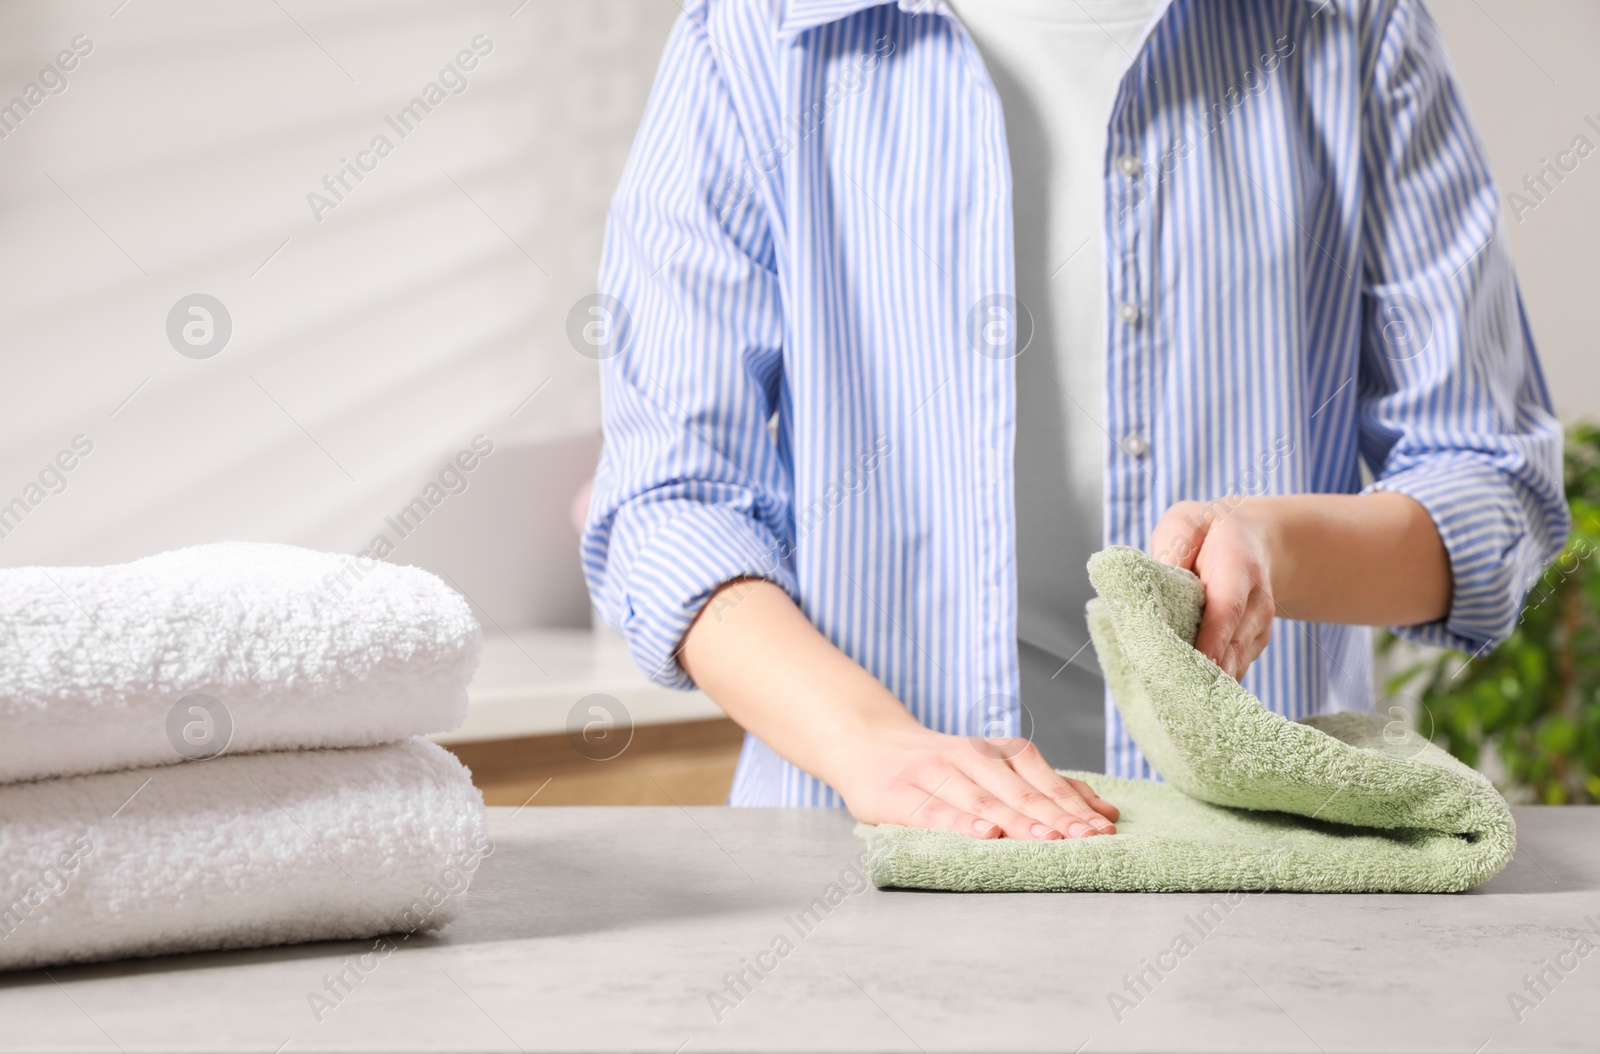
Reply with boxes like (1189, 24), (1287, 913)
(441, 718), (745, 806)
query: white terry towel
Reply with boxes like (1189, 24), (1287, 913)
(0, 737), (489, 972)
(0, 542), (481, 783)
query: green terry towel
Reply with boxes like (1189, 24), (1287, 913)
(858, 545), (1516, 893)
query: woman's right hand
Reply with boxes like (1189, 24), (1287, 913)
(827, 721), (1119, 840)
(679, 577), (1119, 840)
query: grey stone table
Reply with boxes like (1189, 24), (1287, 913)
(2, 807), (1596, 1053)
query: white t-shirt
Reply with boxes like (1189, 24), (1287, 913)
(945, 0), (1159, 673)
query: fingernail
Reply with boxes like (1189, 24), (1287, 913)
(1067, 822), (1093, 838)
(1029, 823), (1058, 839)
(1090, 817), (1112, 831)
(974, 820), (996, 836)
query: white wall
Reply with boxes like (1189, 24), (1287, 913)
(1431, 0), (1600, 424)
(0, 0), (1591, 633)
(0, 0), (678, 629)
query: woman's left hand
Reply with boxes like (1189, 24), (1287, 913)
(1148, 499), (1277, 681)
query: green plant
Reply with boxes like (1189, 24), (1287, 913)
(1379, 423), (1600, 804)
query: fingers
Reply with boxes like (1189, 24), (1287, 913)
(1194, 566), (1249, 674)
(890, 753), (1122, 841)
(1165, 496), (1278, 680)
(1009, 747), (1118, 832)
(931, 771), (1065, 840)
(899, 771), (1054, 840)
(956, 748), (1111, 838)
(899, 786), (1002, 840)
(1234, 591), (1275, 679)
(1064, 775), (1120, 823)
(1196, 572), (1275, 679)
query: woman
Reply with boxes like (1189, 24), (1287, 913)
(580, 0), (1568, 840)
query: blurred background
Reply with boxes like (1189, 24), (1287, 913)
(0, 0), (1595, 805)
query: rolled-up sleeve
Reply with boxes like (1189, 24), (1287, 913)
(1356, 0), (1569, 655)
(579, 4), (798, 688)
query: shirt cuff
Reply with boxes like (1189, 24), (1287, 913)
(1366, 455), (1542, 655)
(620, 504), (800, 689)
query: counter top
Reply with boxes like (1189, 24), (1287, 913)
(3, 806), (1596, 1053)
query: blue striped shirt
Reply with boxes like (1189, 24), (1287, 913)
(580, 0), (1569, 804)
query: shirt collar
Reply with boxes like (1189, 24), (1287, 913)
(777, 0), (1329, 39)
(777, 0), (941, 38)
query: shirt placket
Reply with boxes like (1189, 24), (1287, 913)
(1104, 80), (1153, 555)
(943, 5), (1022, 738)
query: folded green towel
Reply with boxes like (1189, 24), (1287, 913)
(858, 545), (1516, 893)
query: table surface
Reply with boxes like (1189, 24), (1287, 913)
(3, 806), (1596, 1053)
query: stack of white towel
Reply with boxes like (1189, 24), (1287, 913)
(0, 542), (488, 972)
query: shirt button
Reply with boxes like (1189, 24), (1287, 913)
(1117, 155), (1142, 177)
(1121, 433), (1149, 458)
(1117, 301), (1141, 324)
